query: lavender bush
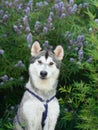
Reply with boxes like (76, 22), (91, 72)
(0, 0), (98, 129)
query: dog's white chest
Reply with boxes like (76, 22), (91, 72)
(22, 96), (59, 130)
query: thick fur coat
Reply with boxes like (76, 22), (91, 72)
(14, 41), (64, 130)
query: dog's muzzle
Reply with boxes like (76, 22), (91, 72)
(40, 71), (47, 79)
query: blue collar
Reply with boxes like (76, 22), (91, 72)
(26, 88), (55, 103)
(17, 88), (55, 129)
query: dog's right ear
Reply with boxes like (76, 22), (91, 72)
(54, 45), (64, 61)
(31, 41), (42, 56)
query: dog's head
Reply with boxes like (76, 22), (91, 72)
(29, 41), (64, 90)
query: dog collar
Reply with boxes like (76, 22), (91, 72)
(26, 88), (55, 129)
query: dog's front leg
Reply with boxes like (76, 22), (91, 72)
(23, 100), (43, 130)
(43, 100), (60, 130)
(43, 117), (57, 130)
(26, 116), (42, 130)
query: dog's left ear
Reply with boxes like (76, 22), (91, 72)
(54, 45), (64, 60)
(31, 41), (42, 56)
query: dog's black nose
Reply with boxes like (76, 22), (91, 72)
(40, 71), (47, 78)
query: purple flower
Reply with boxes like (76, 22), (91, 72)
(28, 44), (31, 48)
(16, 4), (22, 10)
(61, 6), (66, 12)
(67, 32), (72, 38)
(77, 35), (84, 42)
(78, 48), (84, 61)
(14, 0), (19, 3)
(78, 4), (83, 9)
(34, 21), (40, 31)
(28, 0), (33, 10)
(3, 14), (9, 22)
(13, 25), (18, 32)
(68, 6), (73, 14)
(43, 41), (49, 47)
(24, 7), (30, 15)
(47, 22), (53, 29)
(72, 4), (77, 12)
(49, 12), (54, 18)
(68, 4), (77, 14)
(83, 3), (89, 8)
(1, 75), (8, 81)
(87, 57), (92, 63)
(53, 4), (59, 10)
(55, 0), (61, 3)
(75, 47), (79, 51)
(28, 0), (33, 4)
(36, 2), (43, 7)
(19, 60), (25, 67)
(13, 25), (21, 34)
(19, 25), (23, 30)
(23, 16), (29, 28)
(69, 40), (74, 44)
(0, 10), (3, 15)
(48, 16), (53, 23)
(69, 0), (74, 5)
(59, 2), (65, 8)
(15, 60), (25, 68)
(44, 1), (49, 6)
(53, 1), (65, 16)
(67, 46), (71, 50)
(70, 58), (75, 62)
(26, 33), (33, 44)
(78, 42), (83, 47)
(0, 49), (4, 55)
(43, 26), (48, 33)
(5, 1), (9, 6)
(9, 2), (13, 7)
(25, 26), (30, 33)
(60, 13), (66, 18)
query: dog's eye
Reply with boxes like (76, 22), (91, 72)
(38, 60), (42, 64)
(49, 62), (54, 66)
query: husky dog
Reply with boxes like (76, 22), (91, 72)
(14, 41), (64, 130)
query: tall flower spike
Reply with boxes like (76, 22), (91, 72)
(43, 41), (53, 51)
(23, 16), (29, 28)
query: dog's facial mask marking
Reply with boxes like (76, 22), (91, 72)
(30, 55), (58, 80)
(37, 56), (56, 79)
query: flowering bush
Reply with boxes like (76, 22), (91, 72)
(0, 0), (98, 130)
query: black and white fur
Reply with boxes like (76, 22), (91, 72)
(14, 41), (64, 130)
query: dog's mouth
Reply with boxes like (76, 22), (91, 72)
(40, 76), (47, 80)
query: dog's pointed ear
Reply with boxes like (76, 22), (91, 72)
(54, 45), (64, 60)
(31, 41), (42, 56)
